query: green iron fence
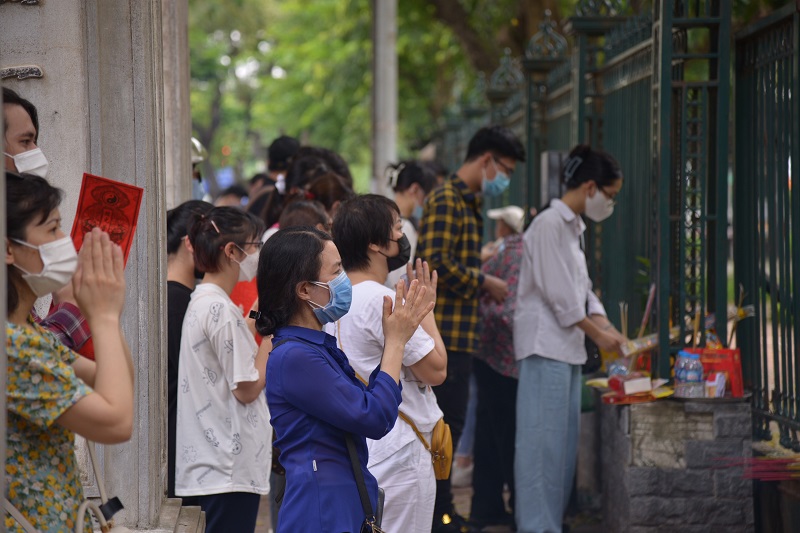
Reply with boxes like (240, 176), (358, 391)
(734, 2), (800, 449)
(430, 0), (800, 446)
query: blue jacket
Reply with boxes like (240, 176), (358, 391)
(267, 326), (402, 532)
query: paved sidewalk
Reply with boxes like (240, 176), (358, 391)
(255, 487), (604, 532)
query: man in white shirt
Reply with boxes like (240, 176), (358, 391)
(328, 194), (448, 532)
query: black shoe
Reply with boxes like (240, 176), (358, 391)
(432, 512), (482, 533)
(468, 512), (516, 530)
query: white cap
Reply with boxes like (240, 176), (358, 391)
(487, 205), (525, 234)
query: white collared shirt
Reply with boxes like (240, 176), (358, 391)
(513, 199), (606, 365)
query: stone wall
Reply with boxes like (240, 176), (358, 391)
(601, 400), (754, 533)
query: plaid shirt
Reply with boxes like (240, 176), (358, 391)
(416, 175), (484, 354)
(35, 302), (91, 351)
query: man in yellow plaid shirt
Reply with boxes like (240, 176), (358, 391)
(416, 125), (525, 533)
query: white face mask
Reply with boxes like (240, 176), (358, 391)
(4, 147), (49, 178)
(234, 247), (259, 282)
(12, 236), (78, 297)
(584, 187), (615, 223)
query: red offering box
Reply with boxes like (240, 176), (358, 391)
(684, 348), (743, 398)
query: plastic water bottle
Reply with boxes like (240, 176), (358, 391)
(674, 351), (704, 398)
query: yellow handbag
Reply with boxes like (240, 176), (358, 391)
(398, 412), (453, 480)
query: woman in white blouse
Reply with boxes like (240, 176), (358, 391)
(513, 144), (627, 533)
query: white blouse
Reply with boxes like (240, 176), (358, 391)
(513, 199), (606, 365)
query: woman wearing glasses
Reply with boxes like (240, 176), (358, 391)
(513, 144), (627, 533)
(174, 206), (271, 533)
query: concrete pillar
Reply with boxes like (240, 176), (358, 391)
(161, 0), (192, 209)
(371, 0), (397, 197)
(1, 0), (171, 527)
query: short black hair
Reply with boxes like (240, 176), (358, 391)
(278, 200), (330, 230)
(217, 183), (249, 200)
(166, 199), (213, 255)
(267, 135), (300, 172)
(6, 172), (63, 312)
(285, 146), (353, 191)
(3, 87), (39, 142)
(250, 172), (273, 187)
(424, 160), (449, 179)
(562, 144), (622, 190)
(255, 227), (332, 336)
(188, 206), (265, 274)
(387, 160), (436, 194)
(332, 194), (399, 272)
(465, 125), (526, 163)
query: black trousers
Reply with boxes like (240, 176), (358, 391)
(432, 351), (473, 518)
(197, 492), (260, 533)
(469, 358), (518, 522)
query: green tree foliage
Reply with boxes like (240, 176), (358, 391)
(189, 0), (781, 193)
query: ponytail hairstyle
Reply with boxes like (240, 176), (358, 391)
(386, 160), (436, 195)
(166, 200), (213, 255)
(562, 144), (622, 190)
(254, 227), (332, 336)
(188, 206), (265, 274)
(5, 172), (63, 313)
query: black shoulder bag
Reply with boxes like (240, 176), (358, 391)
(345, 434), (385, 533)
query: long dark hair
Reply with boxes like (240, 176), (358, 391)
(6, 172), (63, 312)
(255, 227), (332, 336)
(188, 206), (265, 274)
(166, 200), (213, 255)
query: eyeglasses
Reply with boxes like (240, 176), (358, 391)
(599, 187), (618, 207)
(493, 157), (514, 175)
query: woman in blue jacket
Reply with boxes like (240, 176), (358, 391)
(253, 226), (433, 532)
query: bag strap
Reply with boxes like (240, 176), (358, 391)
(335, 325), (434, 452)
(397, 411), (432, 451)
(345, 433), (376, 521)
(4, 498), (39, 533)
(351, 368), (433, 452)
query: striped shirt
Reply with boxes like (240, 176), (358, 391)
(416, 175), (484, 354)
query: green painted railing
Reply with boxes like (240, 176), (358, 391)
(734, 2), (800, 449)
(431, 0), (800, 445)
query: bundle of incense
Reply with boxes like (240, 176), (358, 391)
(620, 326), (682, 358)
(638, 283), (656, 338)
(713, 456), (800, 481)
(619, 302), (628, 338)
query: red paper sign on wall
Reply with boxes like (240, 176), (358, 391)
(70, 173), (144, 264)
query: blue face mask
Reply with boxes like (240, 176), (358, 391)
(412, 204), (424, 221)
(482, 160), (511, 197)
(307, 270), (352, 324)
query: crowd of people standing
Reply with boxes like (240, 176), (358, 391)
(4, 84), (627, 533)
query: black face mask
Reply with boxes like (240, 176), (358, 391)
(383, 234), (411, 271)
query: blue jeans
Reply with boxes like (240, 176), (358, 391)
(456, 372), (477, 457)
(514, 354), (581, 533)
